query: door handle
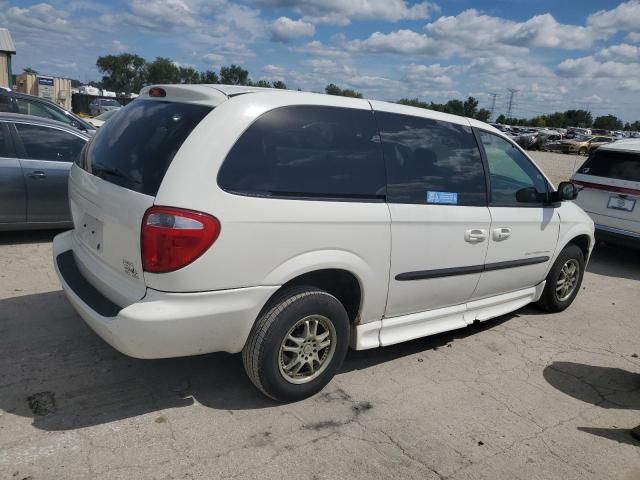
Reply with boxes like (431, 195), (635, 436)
(493, 227), (512, 241)
(28, 171), (47, 179)
(465, 228), (487, 243)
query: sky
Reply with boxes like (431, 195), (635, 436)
(2, 0), (640, 121)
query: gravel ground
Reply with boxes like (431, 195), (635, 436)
(528, 150), (587, 186)
(1, 152), (639, 480)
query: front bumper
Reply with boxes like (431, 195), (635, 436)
(53, 230), (279, 358)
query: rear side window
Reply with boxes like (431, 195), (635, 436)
(15, 124), (85, 162)
(218, 105), (385, 200)
(83, 100), (212, 196)
(377, 112), (486, 206)
(579, 149), (640, 182)
(15, 98), (71, 125)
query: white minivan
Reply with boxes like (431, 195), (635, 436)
(572, 140), (640, 248)
(53, 85), (594, 401)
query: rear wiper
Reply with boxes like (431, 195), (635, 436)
(91, 163), (141, 184)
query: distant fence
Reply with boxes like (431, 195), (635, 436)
(71, 93), (136, 115)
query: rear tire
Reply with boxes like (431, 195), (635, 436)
(242, 286), (350, 402)
(536, 245), (585, 313)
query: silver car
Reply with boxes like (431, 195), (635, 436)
(0, 113), (89, 230)
(89, 98), (122, 116)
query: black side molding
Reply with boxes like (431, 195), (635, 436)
(56, 250), (121, 317)
(395, 256), (550, 281)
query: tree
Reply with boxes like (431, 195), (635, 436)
(545, 112), (567, 128)
(529, 116), (546, 127)
(179, 66), (201, 84)
(272, 80), (287, 89)
(397, 98), (429, 109)
(475, 108), (491, 122)
(147, 57), (180, 84)
(325, 84), (363, 98)
(96, 54), (148, 93)
(220, 64), (250, 85)
(593, 114), (623, 131)
(252, 79), (272, 88)
(23, 67), (39, 75)
(444, 99), (464, 116)
(564, 109), (593, 128)
(462, 97), (479, 117)
(201, 70), (219, 83)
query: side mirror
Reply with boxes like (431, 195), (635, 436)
(516, 187), (547, 203)
(554, 181), (579, 202)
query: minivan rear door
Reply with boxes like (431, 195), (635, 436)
(69, 99), (213, 306)
(573, 147), (640, 233)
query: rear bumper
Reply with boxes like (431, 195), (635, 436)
(53, 230), (279, 358)
(595, 224), (640, 249)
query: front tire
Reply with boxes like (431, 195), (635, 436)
(242, 286), (350, 402)
(578, 147), (588, 156)
(536, 245), (585, 313)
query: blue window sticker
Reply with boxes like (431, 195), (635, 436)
(426, 191), (458, 205)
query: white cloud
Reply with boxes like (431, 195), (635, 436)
(597, 43), (640, 61)
(627, 32), (640, 43)
(426, 9), (603, 51)
(292, 40), (351, 58)
(269, 16), (315, 42)
(402, 63), (454, 87)
(112, 40), (129, 52)
(255, 0), (439, 26)
(347, 30), (446, 56)
(621, 79), (640, 91)
(588, 0), (640, 33)
(557, 56), (640, 78)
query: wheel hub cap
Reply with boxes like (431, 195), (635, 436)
(556, 259), (579, 302)
(278, 315), (337, 385)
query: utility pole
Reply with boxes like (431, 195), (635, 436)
(507, 88), (519, 118)
(489, 93), (498, 121)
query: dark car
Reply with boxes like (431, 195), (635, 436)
(0, 87), (96, 135)
(0, 113), (90, 230)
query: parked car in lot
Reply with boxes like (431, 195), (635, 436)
(0, 87), (96, 135)
(53, 84), (594, 401)
(0, 113), (89, 230)
(86, 109), (120, 128)
(573, 140), (640, 248)
(89, 98), (122, 116)
(561, 135), (614, 155)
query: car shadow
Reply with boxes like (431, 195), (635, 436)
(543, 361), (640, 445)
(0, 229), (66, 246)
(0, 290), (511, 431)
(587, 244), (640, 281)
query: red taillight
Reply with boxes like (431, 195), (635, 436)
(141, 207), (220, 273)
(148, 87), (166, 97)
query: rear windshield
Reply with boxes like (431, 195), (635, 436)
(579, 149), (640, 182)
(80, 100), (212, 195)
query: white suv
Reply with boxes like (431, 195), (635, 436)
(53, 85), (594, 401)
(572, 140), (640, 248)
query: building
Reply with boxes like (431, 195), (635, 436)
(0, 28), (16, 88)
(15, 73), (73, 111)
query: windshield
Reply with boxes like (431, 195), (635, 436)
(574, 135), (591, 142)
(101, 99), (121, 107)
(80, 100), (212, 195)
